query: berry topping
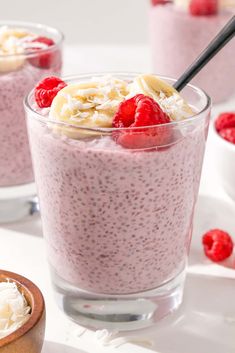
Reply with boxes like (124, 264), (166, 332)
(27, 36), (59, 69)
(202, 229), (233, 262)
(31, 36), (55, 47)
(189, 0), (218, 16)
(151, 0), (169, 5)
(215, 112), (235, 132)
(219, 128), (235, 145)
(34, 76), (67, 108)
(112, 94), (171, 149)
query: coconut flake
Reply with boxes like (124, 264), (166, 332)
(94, 329), (153, 349)
(96, 99), (121, 110)
(158, 92), (191, 121)
(0, 282), (31, 339)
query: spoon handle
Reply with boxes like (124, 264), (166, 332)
(174, 15), (235, 92)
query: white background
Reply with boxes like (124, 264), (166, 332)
(1, 0), (149, 44)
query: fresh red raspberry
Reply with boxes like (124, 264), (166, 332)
(31, 36), (55, 47)
(202, 229), (234, 262)
(34, 76), (67, 108)
(28, 36), (60, 69)
(189, 0), (218, 16)
(215, 112), (235, 132)
(219, 128), (235, 145)
(151, 0), (169, 5)
(112, 94), (171, 149)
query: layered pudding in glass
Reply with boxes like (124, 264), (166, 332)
(149, 0), (235, 103)
(0, 22), (63, 187)
(26, 73), (210, 296)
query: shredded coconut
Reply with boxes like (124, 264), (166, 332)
(94, 329), (153, 349)
(0, 281), (31, 339)
(158, 92), (192, 121)
(96, 99), (121, 110)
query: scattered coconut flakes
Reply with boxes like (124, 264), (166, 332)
(158, 92), (192, 121)
(0, 27), (37, 54)
(95, 329), (119, 344)
(0, 281), (31, 339)
(76, 88), (100, 97)
(94, 329), (153, 349)
(60, 94), (95, 116)
(91, 111), (111, 123)
(96, 99), (121, 111)
(56, 76), (129, 124)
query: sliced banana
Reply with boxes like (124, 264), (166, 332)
(0, 48), (25, 73)
(173, 0), (190, 10)
(219, 0), (235, 9)
(49, 77), (130, 139)
(0, 27), (30, 43)
(0, 27), (29, 73)
(129, 74), (194, 120)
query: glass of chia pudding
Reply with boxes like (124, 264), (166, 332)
(0, 21), (63, 222)
(25, 73), (210, 330)
(149, 0), (235, 103)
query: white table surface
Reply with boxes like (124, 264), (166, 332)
(0, 45), (235, 353)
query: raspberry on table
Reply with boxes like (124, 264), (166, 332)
(215, 112), (235, 133)
(202, 229), (234, 262)
(219, 128), (235, 145)
(189, 0), (218, 16)
(28, 36), (58, 69)
(34, 76), (67, 108)
(112, 94), (171, 149)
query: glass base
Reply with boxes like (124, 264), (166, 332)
(0, 183), (39, 223)
(51, 267), (185, 331)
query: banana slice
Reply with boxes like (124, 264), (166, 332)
(49, 77), (129, 139)
(0, 48), (25, 73)
(173, 0), (190, 10)
(129, 74), (194, 120)
(0, 27), (29, 73)
(220, 0), (235, 9)
(0, 27), (30, 43)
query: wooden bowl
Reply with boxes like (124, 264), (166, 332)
(0, 270), (45, 353)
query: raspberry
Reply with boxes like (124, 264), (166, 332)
(34, 76), (67, 108)
(215, 112), (235, 132)
(151, 0), (169, 5)
(27, 36), (60, 69)
(189, 0), (218, 16)
(112, 94), (171, 149)
(32, 36), (55, 47)
(219, 128), (235, 145)
(202, 229), (233, 262)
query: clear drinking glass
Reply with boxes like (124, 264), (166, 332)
(25, 73), (211, 330)
(0, 21), (63, 223)
(149, 1), (235, 103)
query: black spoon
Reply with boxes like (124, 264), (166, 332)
(174, 15), (235, 92)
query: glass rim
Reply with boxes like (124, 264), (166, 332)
(0, 20), (64, 58)
(24, 72), (211, 132)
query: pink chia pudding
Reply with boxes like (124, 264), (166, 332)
(0, 22), (63, 187)
(149, 1), (235, 103)
(26, 74), (210, 295)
